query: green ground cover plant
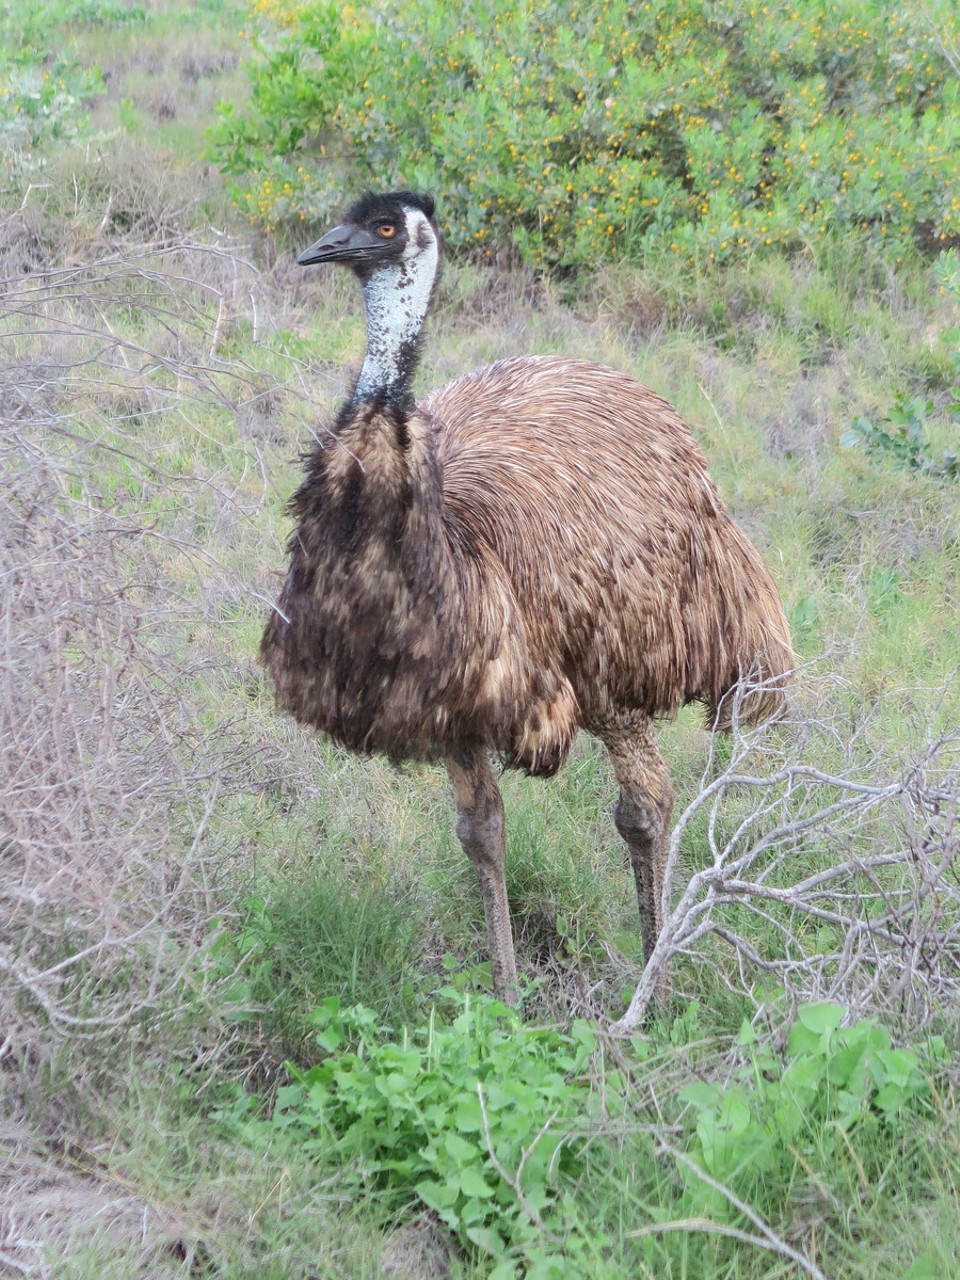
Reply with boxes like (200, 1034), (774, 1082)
(214, 0), (960, 266)
(841, 392), (959, 480)
(270, 994), (612, 1279)
(682, 1005), (946, 1213)
(842, 251), (960, 479)
(214, 992), (954, 1279)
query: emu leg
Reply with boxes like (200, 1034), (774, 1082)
(600, 717), (674, 990)
(446, 749), (518, 1002)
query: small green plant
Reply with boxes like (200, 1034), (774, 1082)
(841, 393), (959, 481)
(679, 1003), (946, 1221)
(269, 993), (621, 1279)
(845, 250), (960, 481)
(788, 594), (819, 651)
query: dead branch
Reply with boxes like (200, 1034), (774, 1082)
(613, 675), (960, 1033)
(0, 233), (310, 1085)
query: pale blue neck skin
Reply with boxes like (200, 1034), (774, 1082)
(354, 206), (440, 404)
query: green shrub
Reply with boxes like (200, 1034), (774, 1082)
(270, 993), (621, 1279)
(0, 61), (103, 179)
(220, 994), (946, 1278)
(679, 1003), (947, 1222)
(214, 0), (960, 268)
(0, 0), (119, 186)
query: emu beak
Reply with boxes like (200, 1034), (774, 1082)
(298, 223), (382, 266)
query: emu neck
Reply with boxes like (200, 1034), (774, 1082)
(355, 246), (438, 406)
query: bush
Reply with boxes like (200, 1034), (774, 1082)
(214, 0), (960, 268)
(0, 0), (121, 189)
(221, 993), (948, 1278)
(266, 993), (620, 1279)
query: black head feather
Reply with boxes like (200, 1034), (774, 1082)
(345, 190), (436, 225)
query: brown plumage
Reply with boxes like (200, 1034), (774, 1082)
(261, 191), (793, 1003)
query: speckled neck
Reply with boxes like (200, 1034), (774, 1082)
(354, 206), (439, 405)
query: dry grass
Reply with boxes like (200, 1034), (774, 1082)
(0, 165), (307, 1268)
(0, 1120), (204, 1280)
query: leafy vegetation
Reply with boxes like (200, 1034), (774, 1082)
(0, 0), (108, 187)
(214, 0), (960, 266)
(215, 993), (954, 1278)
(683, 1005), (946, 1214)
(3, 0), (960, 1277)
(841, 393), (959, 480)
(269, 995), (609, 1279)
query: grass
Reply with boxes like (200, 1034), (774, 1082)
(2, 1), (960, 1276)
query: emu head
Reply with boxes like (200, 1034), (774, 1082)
(298, 191), (441, 404)
(298, 190), (440, 282)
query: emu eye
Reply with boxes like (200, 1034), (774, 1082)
(377, 223), (397, 238)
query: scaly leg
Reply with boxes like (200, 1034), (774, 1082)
(598, 715), (674, 987)
(446, 748), (518, 1003)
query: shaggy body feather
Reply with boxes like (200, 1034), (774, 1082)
(263, 354), (792, 775)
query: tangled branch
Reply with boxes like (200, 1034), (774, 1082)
(613, 676), (960, 1033)
(0, 233), (305, 1067)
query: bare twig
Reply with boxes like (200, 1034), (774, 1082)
(613, 674), (960, 1033)
(632, 1137), (828, 1280)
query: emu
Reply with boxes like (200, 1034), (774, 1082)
(261, 190), (793, 1003)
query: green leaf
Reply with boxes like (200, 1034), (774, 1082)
(306, 995), (341, 1025)
(488, 1263), (519, 1280)
(483, 1082), (515, 1112)
(772, 1096), (805, 1142)
(455, 1095), (483, 1133)
(790, 1002), (844, 1055)
(873, 1047), (922, 1090)
(720, 1090), (753, 1136)
(826, 1039), (869, 1090)
(525, 1255), (572, 1280)
(679, 1081), (720, 1109)
(465, 1224), (507, 1257)
(781, 1055), (824, 1100)
(873, 1083), (908, 1113)
(903, 1253), (940, 1279)
(443, 1131), (478, 1164)
(314, 1025), (342, 1052)
(922, 1035), (949, 1063)
(416, 1177), (459, 1214)
(797, 1002), (845, 1035)
(273, 1083), (304, 1113)
(459, 1165), (496, 1198)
